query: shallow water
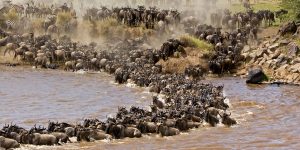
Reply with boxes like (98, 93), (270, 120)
(1, 66), (300, 150)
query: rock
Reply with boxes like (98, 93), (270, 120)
(265, 60), (273, 68)
(263, 41), (270, 48)
(255, 48), (267, 58)
(295, 74), (300, 82)
(279, 39), (290, 46)
(291, 73), (299, 82)
(275, 64), (289, 77)
(268, 43), (280, 51)
(270, 49), (281, 59)
(277, 64), (289, 72)
(289, 63), (300, 73)
(242, 45), (251, 53)
(256, 58), (263, 65)
(287, 42), (299, 57)
(248, 52), (257, 59)
(266, 48), (272, 55)
(263, 53), (269, 60)
(246, 66), (268, 84)
(291, 57), (300, 65)
(280, 60), (288, 66)
(258, 58), (266, 66)
(263, 41), (269, 45)
(270, 36), (280, 43)
(285, 73), (298, 83)
(237, 69), (247, 76)
(249, 58), (256, 64)
(277, 54), (287, 63)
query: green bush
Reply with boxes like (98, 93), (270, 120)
(281, 0), (300, 20)
(180, 35), (214, 52)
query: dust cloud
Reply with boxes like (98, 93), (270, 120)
(6, 0), (231, 48)
(9, 0), (230, 17)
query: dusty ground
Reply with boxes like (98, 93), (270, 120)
(258, 26), (280, 39)
(157, 47), (209, 74)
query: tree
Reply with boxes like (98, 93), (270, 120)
(281, 0), (300, 20)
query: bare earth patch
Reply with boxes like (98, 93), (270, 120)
(157, 47), (209, 74)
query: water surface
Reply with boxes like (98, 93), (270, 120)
(1, 66), (299, 149)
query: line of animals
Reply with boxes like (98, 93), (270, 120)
(0, 2), (75, 18)
(0, 26), (244, 76)
(0, 2), (77, 35)
(210, 8), (288, 31)
(84, 6), (180, 29)
(0, 29), (237, 150)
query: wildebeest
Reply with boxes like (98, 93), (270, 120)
(137, 121), (157, 133)
(157, 125), (180, 136)
(275, 9), (288, 22)
(35, 56), (50, 68)
(51, 132), (71, 143)
(24, 133), (59, 145)
(89, 130), (112, 141)
(0, 136), (20, 149)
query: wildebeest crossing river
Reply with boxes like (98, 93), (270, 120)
(1, 66), (300, 149)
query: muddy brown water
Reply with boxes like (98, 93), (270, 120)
(1, 66), (300, 150)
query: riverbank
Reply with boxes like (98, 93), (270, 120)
(237, 24), (300, 85)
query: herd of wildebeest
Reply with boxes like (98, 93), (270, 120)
(0, 1), (294, 149)
(84, 6), (180, 29)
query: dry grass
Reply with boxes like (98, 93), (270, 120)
(157, 47), (209, 74)
(4, 9), (19, 21)
(96, 18), (120, 37)
(180, 35), (214, 53)
(97, 18), (119, 29)
(29, 18), (44, 33)
(92, 18), (154, 40)
(56, 12), (73, 27)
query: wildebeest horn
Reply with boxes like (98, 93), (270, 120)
(228, 112), (232, 116)
(217, 110), (224, 117)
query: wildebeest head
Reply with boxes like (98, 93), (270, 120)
(175, 118), (189, 131)
(106, 123), (125, 139)
(47, 121), (56, 132)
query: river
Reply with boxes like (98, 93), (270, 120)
(0, 66), (299, 149)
